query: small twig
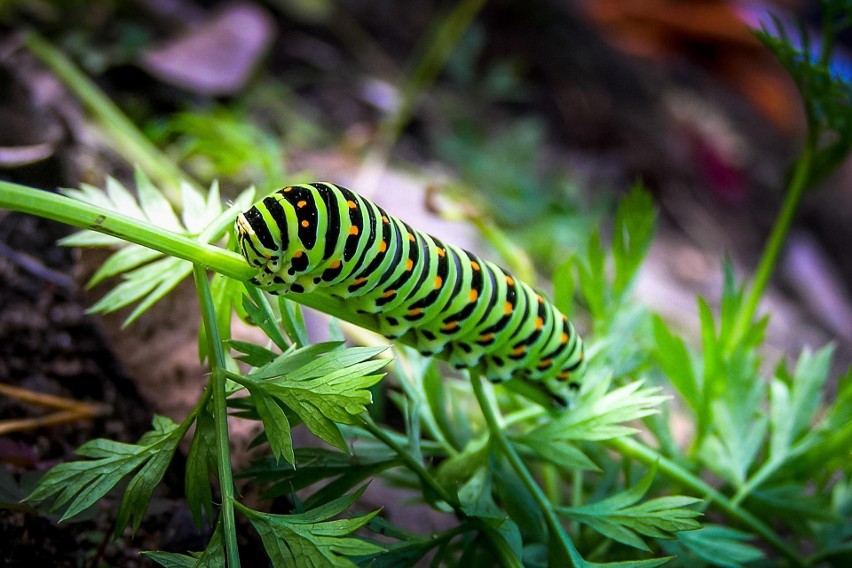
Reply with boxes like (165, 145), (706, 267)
(608, 436), (806, 566)
(0, 239), (76, 289)
(470, 371), (584, 567)
(0, 383), (109, 435)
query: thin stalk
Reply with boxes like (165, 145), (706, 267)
(728, 142), (814, 352)
(731, 436), (814, 507)
(23, 30), (199, 201)
(570, 469), (583, 535)
(357, 0), (487, 189)
(608, 436), (805, 566)
(501, 405), (544, 428)
(357, 414), (522, 568)
(379, 0), (487, 148)
(244, 285), (291, 350)
(542, 464), (561, 505)
(194, 265), (241, 567)
(472, 217), (536, 285)
(470, 371), (584, 567)
(730, 462), (778, 508)
(358, 414), (458, 509)
(391, 349), (460, 456)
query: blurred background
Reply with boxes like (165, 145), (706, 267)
(1, 0), (850, 564)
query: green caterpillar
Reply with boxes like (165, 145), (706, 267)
(236, 182), (583, 395)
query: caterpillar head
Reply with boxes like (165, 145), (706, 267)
(235, 209), (268, 269)
(236, 207), (289, 290)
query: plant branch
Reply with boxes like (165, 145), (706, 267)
(0, 180), (383, 334)
(193, 265), (241, 567)
(727, 116), (815, 351)
(470, 371), (584, 568)
(608, 436), (805, 566)
(357, 414), (523, 568)
(0, 181), (252, 279)
(358, 414), (458, 509)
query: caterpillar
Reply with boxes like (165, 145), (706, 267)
(235, 182), (583, 396)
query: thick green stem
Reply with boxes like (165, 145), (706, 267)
(193, 265), (241, 567)
(0, 180), (381, 334)
(470, 372), (584, 567)
(728, 144), (813, 351)
(608, 437), (805, 566)
(0, 181), (252, 279)
(23, 30), (198, 201)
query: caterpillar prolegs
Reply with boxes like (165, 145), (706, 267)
(236, 182), (584, 397)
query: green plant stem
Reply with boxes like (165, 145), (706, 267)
(23, 31), (199, 202)
(0, 181), (252, 279)
(378, 0), (487, 149)
(472, 217), (535, 285)
(570, 469), (583, 535)
(608, 436), (805, 566)
(358, 414), (457, 509)
(470, 372), (584, 567)
(358, 414), (522, 568)
(731, 435), (814, 507)
(0, 180), (380, 331)
(358, 0), (487, 188)
(728, 144), (813, 352)
(194, 265), (241, 567)
(244, 285), (291, 350)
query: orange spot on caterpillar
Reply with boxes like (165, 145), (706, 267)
(443, 321), (459, 331)
(535, 317), (543, 330)
(479, 333), (494, 342)
(506, 275), (515, 286)
(512, 346), (526, 357)
(437, 247), (445, 257)
(406, 259), (414, 271)
(347, 200), (357, 209)
(352, 276), (367, 285)
(537, 358), (553, 369)
(301, 220), (309, 227)
(379, 241), (387, 253)
(561, 332), (569, 344)
(471, 261), (480, 271)
(434, 276), (443, 288)
(381, 215), (389, 223)
(536, 294), (543, 303)
(469, 289), (479, 302)
(504, 302), (513, 315)
(408, 308), (422, 316)
(382, 289), (396, 298)
(557, 371), (571, 381)
(297, 200), (307, 208)
(283, 187), (293, 192)
(349, 226), (360, 235)
(330, 260), (341, 269)
(408, 233), (415, 242)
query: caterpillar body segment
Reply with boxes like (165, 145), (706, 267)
(236, 182), (584, 395)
